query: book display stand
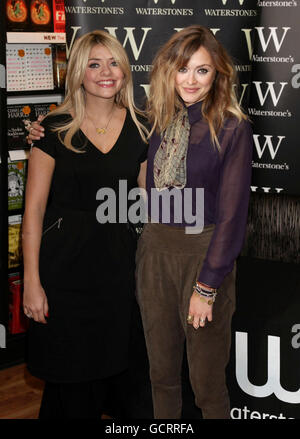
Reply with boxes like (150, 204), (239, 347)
(0, 0), (65, 367)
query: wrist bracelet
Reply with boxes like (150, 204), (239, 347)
(193, 283), (217, 304)
(196, 282), (217, 294)
(196, 295), (215, 306)
(194, 286), (213, 297)
(193, 290), (217, 305)
(193, 283), (217, 296)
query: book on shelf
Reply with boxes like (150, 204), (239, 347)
(53, 43), (66, 89)
(7, 100), (60, 150)
(8, 159), (27, 211)
(6, 0), (65, 34)
(8, 273), (29, 335)
(8, 214), (23, 269)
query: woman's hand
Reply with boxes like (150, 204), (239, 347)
(23, 280), (49, 324)
(26, 115), (45, 144)
(187, 291), (213, 329)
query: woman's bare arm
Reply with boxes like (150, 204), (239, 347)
(22, 147), (55, 323)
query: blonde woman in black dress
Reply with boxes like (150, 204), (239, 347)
(22, 30), (148, 419)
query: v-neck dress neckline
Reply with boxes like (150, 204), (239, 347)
(81, 110), (128, 157)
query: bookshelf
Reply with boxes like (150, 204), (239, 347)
(0, 0), (66, 368)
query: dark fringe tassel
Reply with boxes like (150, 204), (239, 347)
(241, 193), (300, 263)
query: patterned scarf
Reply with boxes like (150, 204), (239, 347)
(153, 107), (190, 191)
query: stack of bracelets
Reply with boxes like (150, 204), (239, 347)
(193, 282), (218, 306)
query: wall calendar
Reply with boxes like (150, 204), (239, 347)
(6, 44), (54, 91)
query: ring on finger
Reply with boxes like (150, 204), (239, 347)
(24, 309), (32, 318)
(187, 315), (193, 323)
(200, 318), (206, 323)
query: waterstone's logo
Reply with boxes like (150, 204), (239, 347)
(253, 134), (285, 160)
(242, 27), (291, 62)
(251, 135), (289, 184)
(252, 81), (288, 107)
(66, 26), (151, 61)
(95, 180), (204, 234)
(235, 331), (300, 404)
(257, 1), (298, 6)
(254, 27), (290, 53)
(204, 0), (257, 17)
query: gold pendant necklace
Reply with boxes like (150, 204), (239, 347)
(96, 127), (107, 134)
(87, 106), (115, 135)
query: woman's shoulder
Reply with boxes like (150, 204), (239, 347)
(224, 114), (252, 132)
(126, 109), (149, 131)
(123, 110), (148, 161)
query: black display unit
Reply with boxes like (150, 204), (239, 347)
(0, 1), (27, 368)
(0, 1), (66, 368)
(0, 0), (9, 359)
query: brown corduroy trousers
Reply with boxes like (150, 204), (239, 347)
(135, 222), (236, 419)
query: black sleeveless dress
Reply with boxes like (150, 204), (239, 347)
(26, 112), (148, 383)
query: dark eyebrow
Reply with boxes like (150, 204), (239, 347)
(196, 64), (213, 68)
(180, 63), (214, 70)
(88, 57), (115, 61)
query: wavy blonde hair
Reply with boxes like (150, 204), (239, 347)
(147, 25), (247, 148)
(46, 30), (148, 152)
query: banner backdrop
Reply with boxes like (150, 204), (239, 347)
(65, 0), (256, 107)
(249, 3), (300, 195)
(63, 0), (300, 419)
(64, 0), (300, 195)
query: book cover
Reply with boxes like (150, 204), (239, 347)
(52, 0), (65, 33)
(8, 273), (29, 335)
(53, 44), (66, 89)
(29, 0), (53, 32)
(6, 0), (30, 32)
(8, 215), (23, 269)
(6, 0), (65, 33)
(8, 159), (27, 211)
(7, 101), (59, 150)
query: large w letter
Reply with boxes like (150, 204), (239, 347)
(253, 135), (285, 160)
(253, 81), (287, 106)
(66, 26), (82, 59)
(255, 27), (290, 53)
(105, 27), (151, 61)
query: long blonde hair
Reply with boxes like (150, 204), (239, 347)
(46, 30), (148, 152)
(147, 25), (247, 148)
